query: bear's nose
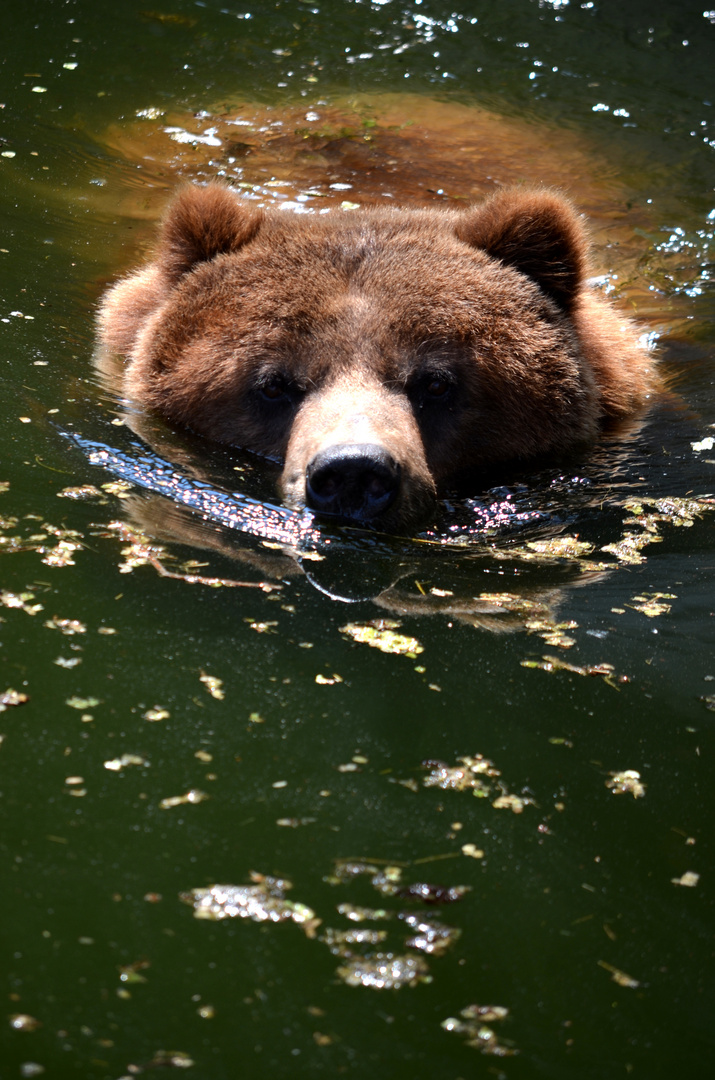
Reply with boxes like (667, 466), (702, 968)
(305, 443), (400, 523)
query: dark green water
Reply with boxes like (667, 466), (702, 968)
(1, 1), (714, 1078)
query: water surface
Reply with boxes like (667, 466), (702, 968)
(1, 2), (714, 1078)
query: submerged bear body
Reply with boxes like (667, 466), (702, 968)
(98, 184), (654, 532)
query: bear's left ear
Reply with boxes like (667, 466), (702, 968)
(455, 189), (588, 310)
(158, 184), (265, 284)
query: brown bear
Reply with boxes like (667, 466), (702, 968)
(97, 183), (655, 533)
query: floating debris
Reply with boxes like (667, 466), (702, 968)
(0, 688), (29, 712)
(143, 705), (170, 722)
(422, 754), (500, 795)
(606, 770), (646, 798)
(148, 1050), (195, 1069)
(44, 615), (87, 635)
(671, 871), (699, 888)
(336, 952), (430, 990)
(442, 1004), (517, 1055)
(399, 913), (461, 955)
(330, 862), (386, 889)
(65, 777), (87, 796)
(476, 592), (553, 619)
(524, 536), (594, 558)
(524, 617), (578, 649)
(41, 540), (82, 567)
(108, 521), (278, 590)
(521, 654), (624, 687)
(340, 620), (424, 657)
(199, 672), (224, 699)
(246, 619), (278, 633)
(19, 1064), (44, 1078)
(601, 497), (715, 567)
(321, 927), (388, 952)
(185, 860), (466, 992)
(316, 673), (343, 685)
(160, 789), (209, 809)
(392, 777), (420, 792)
(9, 1014), (42, 1031)
(498, 535), (604, 571)
(418, 753), (532, 813)
(648, 497), (715, 524)
(418, 752), (536, 814)
(460, 1004), (510, 1022)
(181, 874), (319, 935)
(57, 485), (103, 500)
(65, 695), (100, 710)
(119, 959), (150, 984)
(102, 480), (134, 498)
(627, 592), (675, 618)
(365, 864), (402, 894)
(0, 590), (43, 616)
(491, 794), (532, 814)
(104, 754), (148, 771)
(336, 903), (391, 923)
(395, 881), (471, 905)
(597, 960), (641, 988)
(601, 532), (658, 565)
(328, 860), (469, 905)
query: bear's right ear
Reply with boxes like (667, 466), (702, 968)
(455, 188), (588, 311)
(158, 184), (264, 283)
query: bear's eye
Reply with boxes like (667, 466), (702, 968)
(425, 377), (450, 398)
(259, 379), (288, 401)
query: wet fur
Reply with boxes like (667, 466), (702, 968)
(98, 184), (655, 531)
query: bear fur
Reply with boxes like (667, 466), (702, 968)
(97, 183), (654, 532)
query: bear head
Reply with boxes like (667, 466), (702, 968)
(98, 184), (653, 533)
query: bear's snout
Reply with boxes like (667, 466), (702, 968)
(279, 380), (438, 532)
(306, 443), (401, 523)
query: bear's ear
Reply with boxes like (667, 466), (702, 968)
(455, 189), (588, 310)
(158, 184), (264, 283)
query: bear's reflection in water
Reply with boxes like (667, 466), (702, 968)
(113, 487), (608, 626)
(92, 94), (661, 627)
